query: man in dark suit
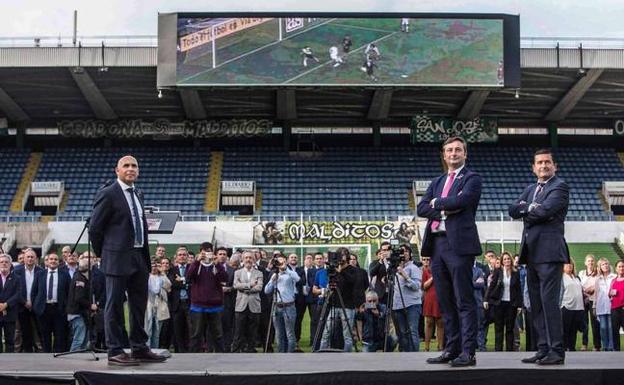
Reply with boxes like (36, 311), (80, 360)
(32, 253), (70, 353)
(509, 148), (569, 365)
(417, 136), (482, 367)
(167, 247), (192, 352)
(294, 254), (317, 349)
(12, 248), (43, 352)
(89, 155), (166, 366)
(216, 247), (236, 352)
(0, 254), (22, 352)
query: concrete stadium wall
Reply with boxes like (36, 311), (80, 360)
(47, 220), (624, 247)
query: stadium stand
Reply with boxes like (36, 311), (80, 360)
(31, 147), (210, 220)
(1, 146), (622, 221)
(0, 148), (39, 222)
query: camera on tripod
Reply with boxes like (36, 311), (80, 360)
(386, 240), (406, 270)
(326, 251), (341, 276)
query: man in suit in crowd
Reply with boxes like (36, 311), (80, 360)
(12, 248), (43, 352)
(295, 254), (318, 349)
(168, 246), (192, 352)
(216, 247), (235, 352)
(89, 155), (166, 365)
(369, 242), (391, 304)
(0, 254), (22, 352)
(417, 136), (482, 367)
(231, 251), (264, 352)
(32, 253), (70, 353)
(509, 148), (569, 365)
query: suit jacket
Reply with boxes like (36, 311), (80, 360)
(417, 166), (482, 257)
(223, 264), (236, 311)
(0, 272), (23, 322)
(233, 267), (263, 313)
(484, 268), (522, 308)
(32, 268), (71, 316)
(89, 181), (150, 276)
(167, 265), (190, 313)
(12, 264), (43, 309)
(298, 266), (317, 304)
(508, 175), (570, 265)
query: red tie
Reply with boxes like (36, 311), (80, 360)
(431, 172), (456, 231)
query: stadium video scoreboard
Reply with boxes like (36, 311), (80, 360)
(157, 13), (520, 88)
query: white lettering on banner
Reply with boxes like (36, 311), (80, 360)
(287, 222), (396, 242)
(615, 119), (624, 136)
(221, 181), (254, 193)
(179, 18), (272, 52)
(31, 181), (63, 193)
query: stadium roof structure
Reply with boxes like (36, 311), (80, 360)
(0, 41), (623, 129)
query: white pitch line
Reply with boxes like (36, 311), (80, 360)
(283, 31), (400, 84)
(180, 18), (338, 84)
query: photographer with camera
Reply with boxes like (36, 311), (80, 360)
(356, 290), (397, 352)
(318, 248), (359, 352)
(264, 254), (300, 352)
(388, 244), (423, 352)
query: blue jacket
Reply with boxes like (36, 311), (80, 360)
(508, 175), (570, 265)
(12, 264), (43, 307)
(32, 268), (71, 316)
(0, 271), (23, 322)
(417, 166), (482, 257)
(89, 181), (151, 276)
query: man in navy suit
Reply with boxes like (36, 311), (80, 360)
(417, 136), (482, 367)
(295, 254), (317, 348)
(89, 155), (166, 366)
(509, 148), (569, 365)
(12, 248), (43, 352)
(32, 252), (70, 353)
(0, 254), (23, 352)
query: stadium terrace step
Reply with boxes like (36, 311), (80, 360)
(204, 151), (223, 212)
(10, 152), (42, 212)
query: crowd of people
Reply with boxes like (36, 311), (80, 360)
(1, 242), (622, 354)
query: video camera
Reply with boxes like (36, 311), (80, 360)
(326, 251), (341, 277)
(386, 240), (406, 270)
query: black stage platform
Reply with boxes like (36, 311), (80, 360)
(0, 352), (622, 385)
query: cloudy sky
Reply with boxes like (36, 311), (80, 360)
(0, 0), (622, 38)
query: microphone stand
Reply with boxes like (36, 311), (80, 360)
(54, 217), (102, 360)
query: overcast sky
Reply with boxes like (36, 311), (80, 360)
(0, 0), (623, 38)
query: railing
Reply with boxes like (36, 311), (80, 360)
(3, 211), (616, 223)
(1, 35), (624, 49)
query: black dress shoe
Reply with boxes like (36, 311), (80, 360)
(426, 351), (458, 364)
(108, 352), (140, 366)
(521, 353), (548, 364)
(449, 354), (476, 367)
(132, 350), (168, 363)
(536, 353), (564, 366)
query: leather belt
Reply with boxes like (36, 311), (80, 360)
(275, 302), (294, 308)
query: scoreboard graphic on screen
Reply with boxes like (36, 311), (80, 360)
(158, 13), (520, 88)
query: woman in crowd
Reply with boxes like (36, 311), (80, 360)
(145, 258), (172, 349)
(561, 260), (585, 351)
(484, 252), (521, 351)
(421, 256), (443, 352)
(594, 258), (616, 351)
(578, 254), (601, 351)
(610, 260), (624, 351)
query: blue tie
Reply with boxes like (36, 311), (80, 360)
(126, 187), (143, 246)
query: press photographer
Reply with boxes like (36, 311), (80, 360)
(264, 255), (300, 352)
(356, 290), (397, 352)
(388, 244), (423, 352)
(318, 247), (359, 352)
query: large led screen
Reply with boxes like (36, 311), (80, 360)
(158, 14), (520, 87)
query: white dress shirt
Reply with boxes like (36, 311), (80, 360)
(46, 269), (59, 303)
